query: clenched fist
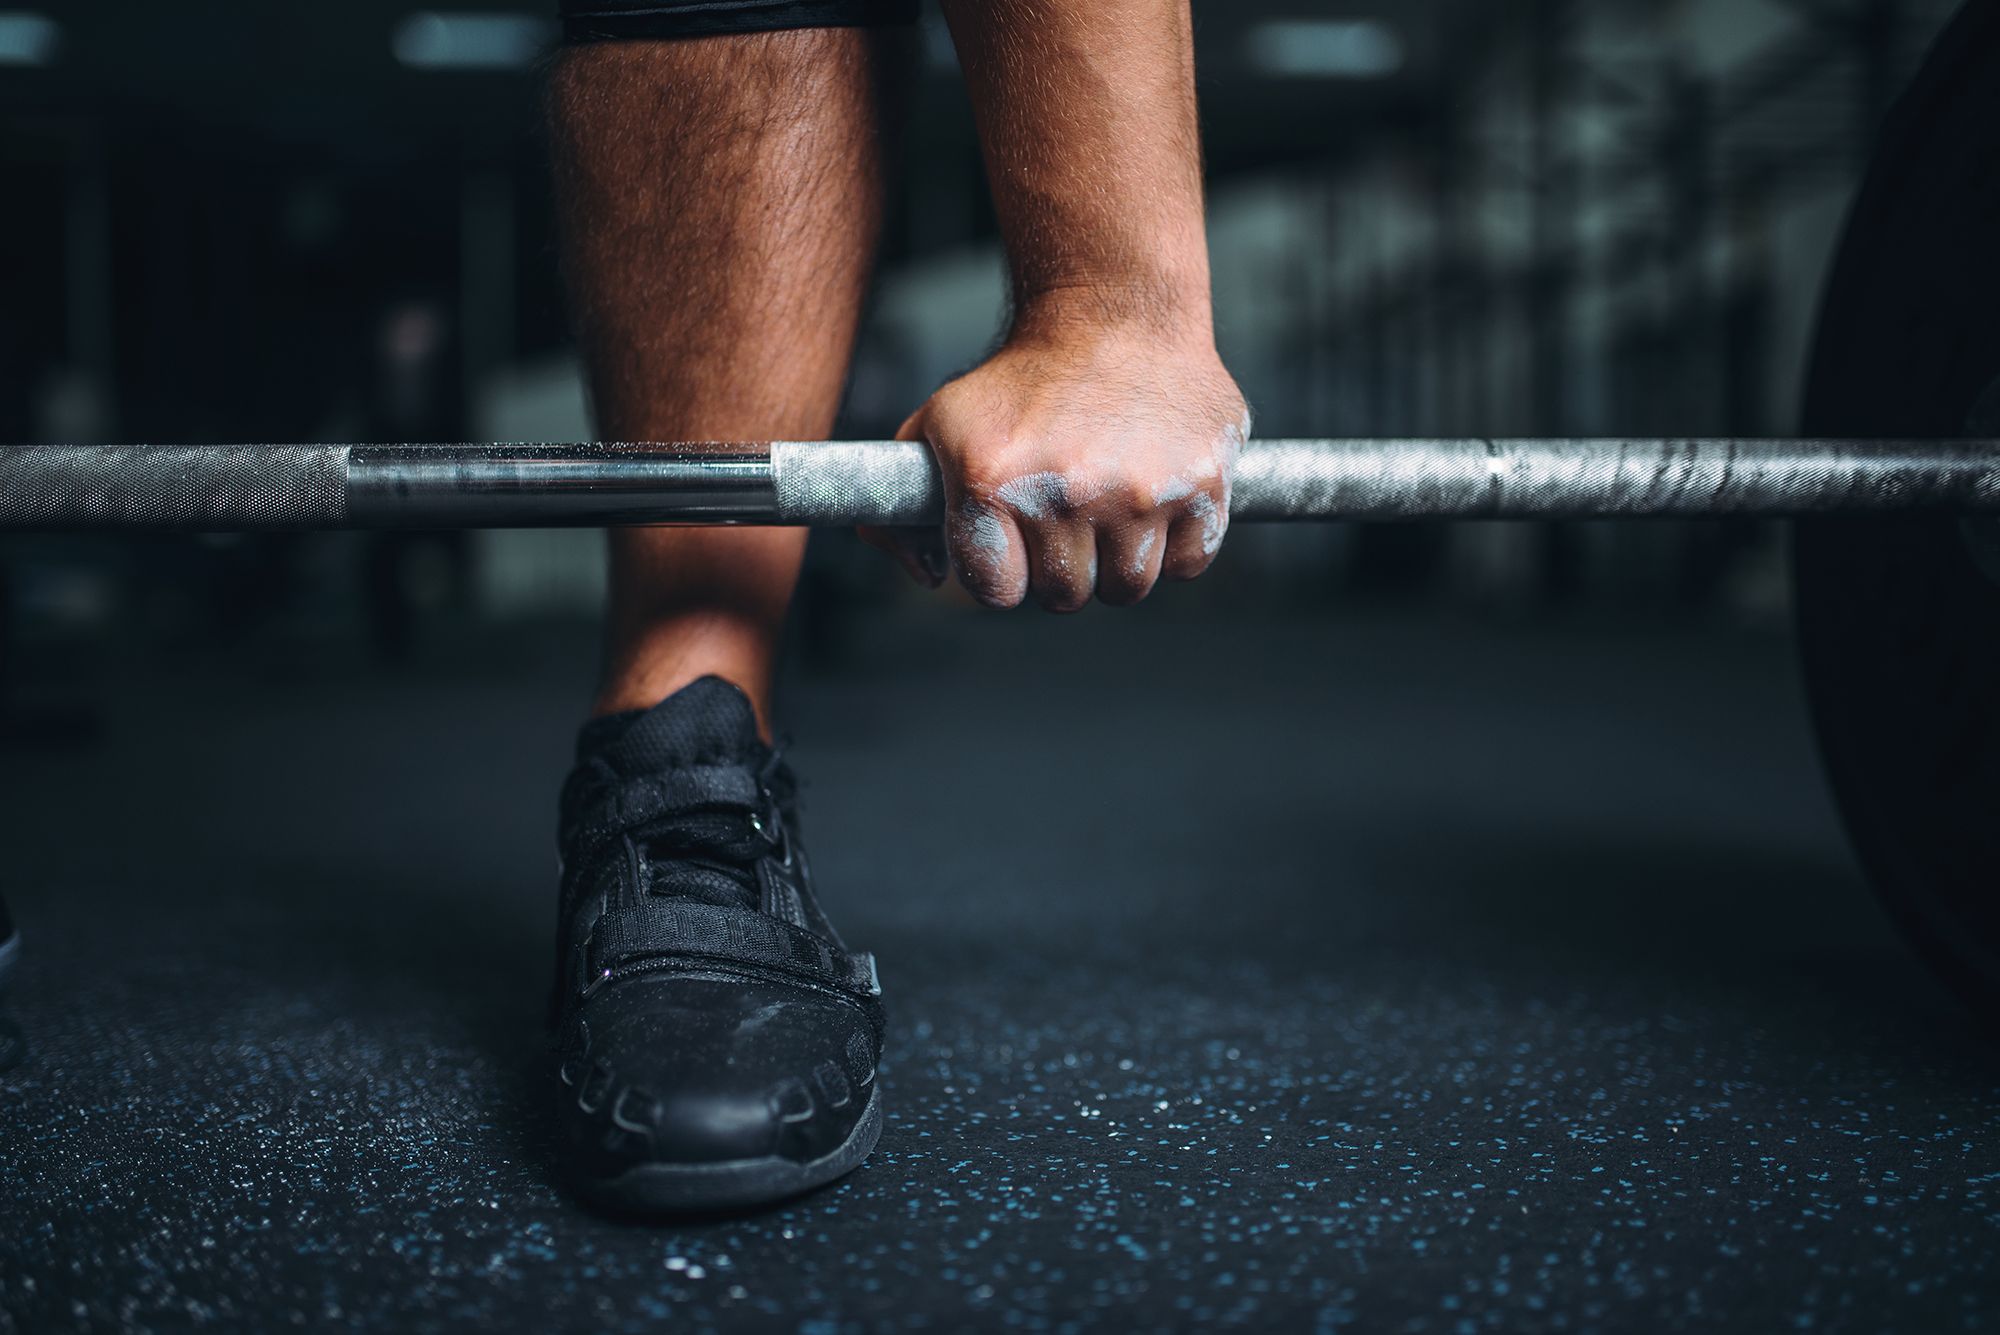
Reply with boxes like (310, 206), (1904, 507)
(862, 317), (1249, 611)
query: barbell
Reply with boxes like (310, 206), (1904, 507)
(0, 437), (1996, 530)
(1, 7), (1997, 1013)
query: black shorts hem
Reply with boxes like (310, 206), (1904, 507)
(562, 0), (920, 42)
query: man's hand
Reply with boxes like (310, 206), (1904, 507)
(863, 311), (1247, 610)
(860, 0), (1239, 611)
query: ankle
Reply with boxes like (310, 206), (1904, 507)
(595, 613), (780, 735)
(598, 529), (805, 735)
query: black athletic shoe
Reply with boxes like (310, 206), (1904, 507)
(550, 677), (884, 1213)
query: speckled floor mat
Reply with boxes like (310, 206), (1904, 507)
(3, 609), (1994, 1332)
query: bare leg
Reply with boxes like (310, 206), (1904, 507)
(549, 30), (896, 732)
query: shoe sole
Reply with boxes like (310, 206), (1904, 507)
(573, 1085), (883, 1216)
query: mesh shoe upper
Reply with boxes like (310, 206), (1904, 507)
(551, 677), (882, 1177)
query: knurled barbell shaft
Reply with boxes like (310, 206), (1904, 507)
(0, 439), (1994, 530)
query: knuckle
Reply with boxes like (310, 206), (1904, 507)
(1151, 474), (1198, 511)
(996, 468), (1088, 522)
(1112, 475), (1155, 515)
(954, 464), (1007, 503)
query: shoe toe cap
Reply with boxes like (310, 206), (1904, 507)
(556, 973), (879, 1175)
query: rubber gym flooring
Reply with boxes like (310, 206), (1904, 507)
(2, 601), (1996, 1333)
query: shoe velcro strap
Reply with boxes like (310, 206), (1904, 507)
(589, 900), (880, 1000)
(560, 768), (770, 904)
(579, 767), (765, 839)
(621, 767), (765, 824)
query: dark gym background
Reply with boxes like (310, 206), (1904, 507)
(4, 2), (1995, 1331)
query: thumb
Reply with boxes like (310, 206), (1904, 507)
(855, 409), (948, 587)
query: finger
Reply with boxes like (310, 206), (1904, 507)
(891, 406), (927, 444)
(947, 499), (1031, 609)
(1018, 515), (1098, 613)
(871, 410), (950, 587)
(910, 404), (1032, 609)
(1161, 486), (1229, 582)
(991, 467), (1100, 613)
(1095, 519), (1167, 606)
(857, 524), (947, 588)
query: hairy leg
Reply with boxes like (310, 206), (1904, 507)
(549, 30), (897, 731)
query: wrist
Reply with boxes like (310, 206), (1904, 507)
(1009, 271), (1214, 349)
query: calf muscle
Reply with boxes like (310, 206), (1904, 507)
(548, 31), (899, 722)
(549, 33), (894, 442)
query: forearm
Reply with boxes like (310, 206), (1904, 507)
(942, 0), (1212, 340)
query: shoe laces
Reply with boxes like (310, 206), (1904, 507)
(618, 742), (794, 913)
